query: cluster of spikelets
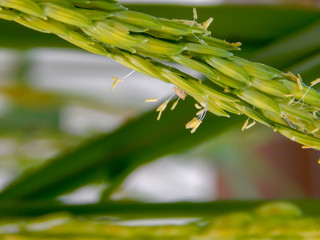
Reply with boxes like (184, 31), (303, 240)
(1, 0), (320, 149)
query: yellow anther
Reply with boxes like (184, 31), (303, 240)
(224, 88), (230, 93)
(203, 17), (213, 29)
(171, 99), (179, 110)
(196, 109), (205, 116)
(144, 98), (158, 102)
(111, 76), (123, 90)
(318, 158), (320, 164)
(246, 121), (256, 129)
(283, 72), (297, 81)
(186, 118), (197, 128)
(301, 146), (314, 149)
(195, 103), (202, 109)
(313, 111), (318, 119)
(186, 117), (202, 134)
(174, 87), (186, 100)
(231, 42), (242, 47)
(156, 100), (169, 120)
(193, 7), (198, 20)
(297, 74), (303, 90)
(310, 128), (319, 134)
(241, 118), (249, 131)
(311, 78), (320, 86)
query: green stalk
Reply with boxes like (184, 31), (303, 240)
(0, 200), (320, 218)
(1, 201), (320, 239)
(1, 0), (320, 149)
(2, 202), (320, 239)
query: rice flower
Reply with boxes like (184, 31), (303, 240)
(1, 0), (320, 150)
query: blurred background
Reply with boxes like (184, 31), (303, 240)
(0, 0), (320, 206)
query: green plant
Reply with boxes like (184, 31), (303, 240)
(0, 2), (320, 239)
(1, 0), (320, 149)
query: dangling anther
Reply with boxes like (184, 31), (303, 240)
(241, 118), (249, 131)
(173, 87), (186, 100)
(144, 98), (159, 102)
(186, 118), (202, 134)
(111, 70), (135, 90)
(156, 100), (169, 121)
(195, 103), (202, 109)
(171, 99), (179, 110)
(111, 77), (123, 90)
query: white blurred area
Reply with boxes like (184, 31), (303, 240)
(59, 156), (216, 204)
(113, 156), (217, 202)
(27, 48), (173, 110)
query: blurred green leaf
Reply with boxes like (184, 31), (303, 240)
(252, 19), (320, 70)
(0, 106), (60, 133)
(288, 53), (320, 83)
(0, 98), (244, 200)
(129, 4), (320, 43)
(0, 200), (320, 218)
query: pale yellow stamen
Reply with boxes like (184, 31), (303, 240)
(311, 78), (320, 86)
(196, 109), (205, 116)
(186, 117), (202, 134)
(283, 72), (297, 81)
(186, 118), (199, 128)
(193, 7), (198, 20)
(313, 111), (318, 119)
(246, 121), (256, 129)
(301, 146), (314, 149)
(145, 98), (158, 102)
(297, 74), (303, 90)
(174, 87), (186, 100)
(318, 158), (320, 164)
(111, 76), (123, 90)
(191, 127), (199, 134)
(232, 42), (242, 47)
(288, 97), (295, 105)
(241, 118), (249, 131)
(311, 128), (319, 134)
(156, 100), (169, 120)
(284, 94), (294, 97)
(203, 17), (213, 29)
(171, 99), (179, 110)
(195, 103), (202, 109)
